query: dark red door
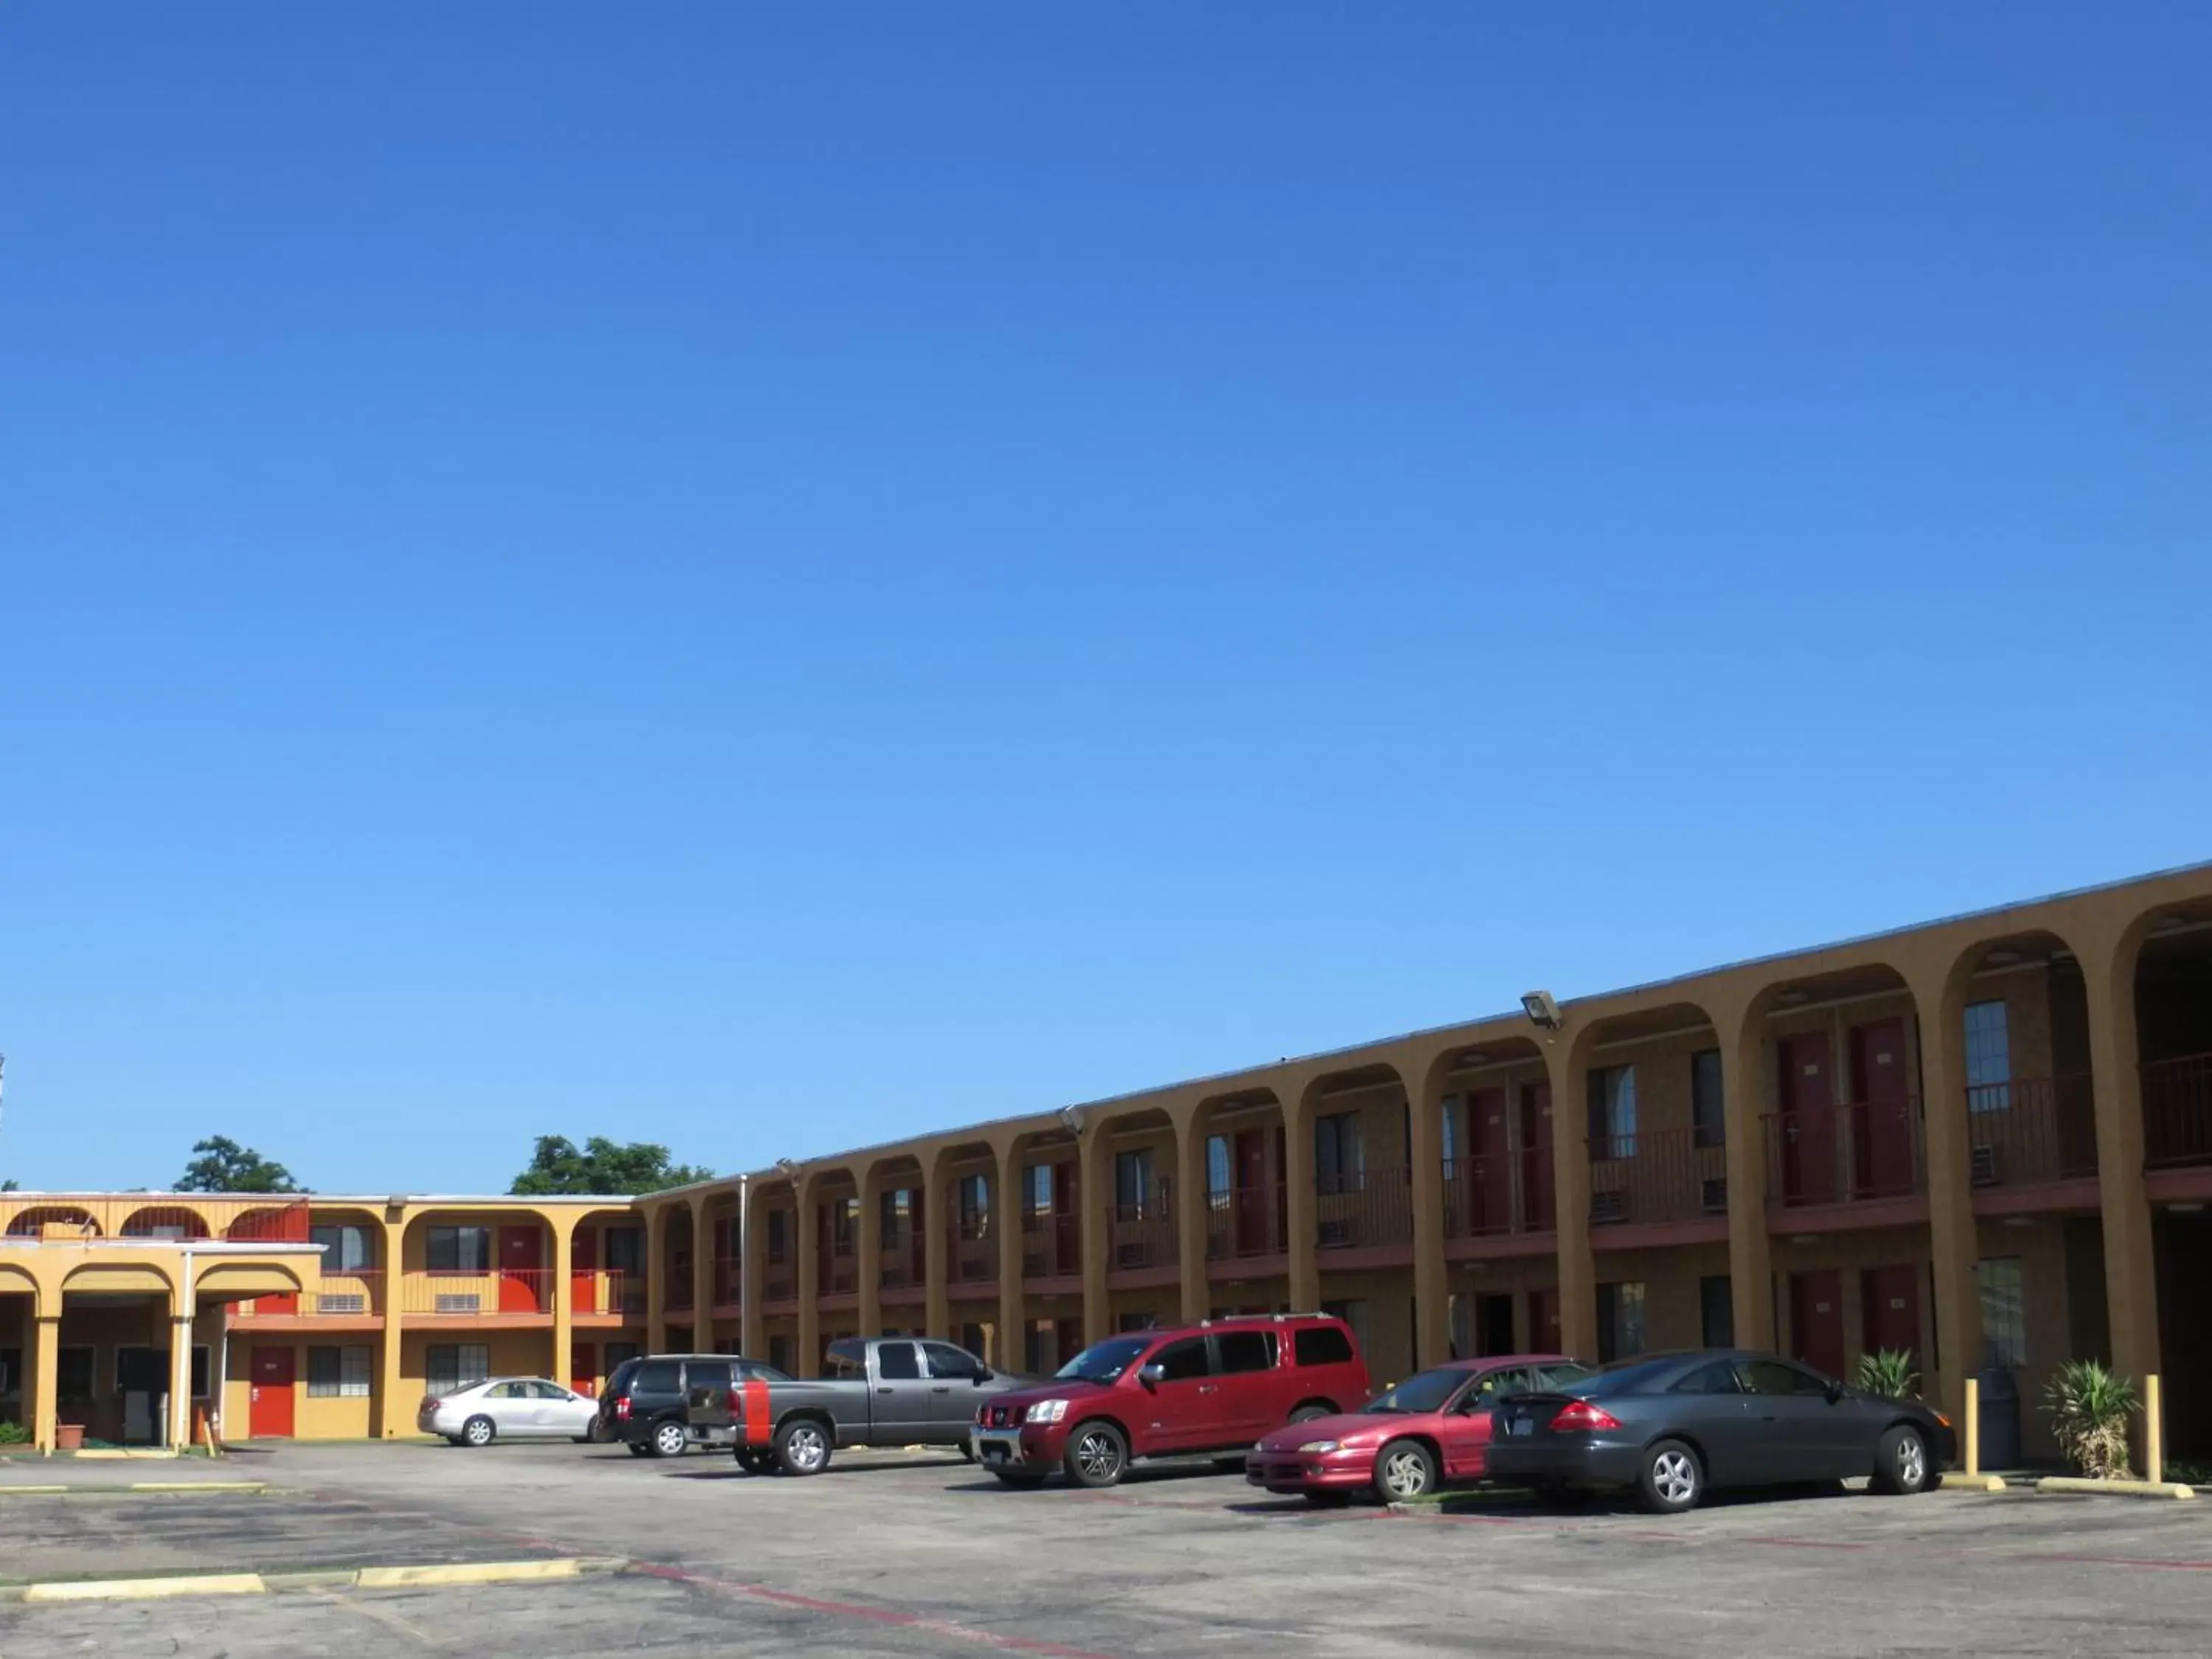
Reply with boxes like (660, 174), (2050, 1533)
(1849, 1020), (1915, 1197)
(498, 1225), (543, 1312)
(1469, 1088), (1512, 1231)
(248, 1346), (296, 1438)
(1860, 1265), (1921, 1367)
(1519, 1083), (1555, 1231)
(1789, 1270), (1847, 1380)
(1527, 1288), (1561, 1352)
(1234, 1130), (1270, 1253)
(1778, 1034), (1836, 1203)
(570, 1340), (597, 1397)
(571, 1225), (599, 1315)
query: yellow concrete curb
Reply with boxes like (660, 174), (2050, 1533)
(69, 1449), (182, 1461)
(1940, 1472), (2008, 1492)
(353, 1559), (587, 1589)
(2034, 1476), (2198, 1500)
(128, 1481), (270, 1493)
(23, 1573), (269, 1603)
(0, 1486), (71, 1496)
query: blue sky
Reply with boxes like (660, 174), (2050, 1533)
(3, 5), (2207, 1195)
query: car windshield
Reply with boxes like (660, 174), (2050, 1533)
(1361, 1368), (1466, 1415)
(1056, 1336), (1151, 1384)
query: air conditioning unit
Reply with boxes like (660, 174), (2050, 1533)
(1317, 1218), (1354, 1248)
(319, 1293), (366, 1316)
(434, 1293), (481, 1314)
(1700, 1178), (1728, 1214)
(1969, 1144), (2000, 1186)
(1589, 1189), (1628, 1225)
(1114, 1242), (1151, 1270)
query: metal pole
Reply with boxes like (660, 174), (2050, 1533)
(1964, 1376), (1980, 1478)
(2146, 1373), (2165, 1485)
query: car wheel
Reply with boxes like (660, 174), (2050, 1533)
(992, 1470), (1048, 1488)
(462, 1415), (495, 1448)
(775, 1418), (833, 1477)
(1872, 1425), (1933, 1495)
(1636, 1439), (1703, 1514)
(626, 1441), (652, 1456)
(1289, 1405), (1333, 1425)
(445, 1435), (467, 1447)
(1374, 1439), (1438, 1503)
(734, 1448), (773, 1475)
(649, 1419), (689, 1458)
(1063, 1422), (1128, 1489)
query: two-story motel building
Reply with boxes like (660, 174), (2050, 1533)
(5, 861), (2211, 1459)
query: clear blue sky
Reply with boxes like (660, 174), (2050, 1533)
(3, 5), (2207, 1195)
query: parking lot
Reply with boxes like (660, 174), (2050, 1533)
(4, 1444), (2209, 1657)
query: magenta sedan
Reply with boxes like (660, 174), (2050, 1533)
(1245, 1354), (1593, 1504)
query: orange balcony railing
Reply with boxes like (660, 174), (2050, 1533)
(567, 1267), (640, 1317)
(399, 1267), (554, 1317)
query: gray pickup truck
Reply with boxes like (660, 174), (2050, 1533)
(687, 1335), (1031, 1475)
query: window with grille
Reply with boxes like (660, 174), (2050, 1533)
(307, 1346), (372, 1398)
(1978, 1258), (2025, 1367)
(425, 1344), (490, 1394)
(1964, 1002), (2013, 1112)
(1587, 1068), (1638, 1160)
(1314, 1112), (1365, 1190)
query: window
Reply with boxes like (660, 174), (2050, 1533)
(682, 1360), (734, 1393)
(426, 1344), (490, 1394)
(1596, 1281), (1646, 1364)
(875, 1343), (921, 1380)
(426, 1227), (490, 1272)
(311, 1224), (376, 1272)
(1534, 1363), (1595, 1391)
(1294, 1325), (1356, 1368)
(1440, 1096), (1459, 1166)
(306, 1346), (372, 1398)
(1740, 1360), (1829, 1397)
(632, 1359), (682, 1394)
(1700, 1275), (1734, 1349)
(1027, 1166), (1054, 1215)
(765, 1210), (790, 1263)
(58, 1348), (95, 1400)
(880, 1188), (912, 1245)
(1965, 1001), (2012, 1112)
(1150, 1337), (1211, 1382)
(1671, 1360), (1742, 1395)
(1978, 1257), (2026, 1367)
(1115, 1149), (1154, 1211)
(1314, 1112), (1365, 1191)
(1214, 1330), (1276, 1374)
(958, 1174), (990, 1226)
(923, 1341), (982, 1380)
(1206, 1135), (1231, 1198)
(830, 1197), (857, 1253)
(1587, 1067), (1638, 1161)
(604, 1227), (643, 1276)
(1690, 1050), (1725, 1150)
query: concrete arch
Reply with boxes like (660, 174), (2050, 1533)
(6, 1205), (100, 1238)
(60, 1259), (182, 1298)
(118, 1205), (213, 1239)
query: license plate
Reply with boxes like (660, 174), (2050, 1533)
(981, 1442), (1009, 1462)
(1508, 1418), (1533, 1436)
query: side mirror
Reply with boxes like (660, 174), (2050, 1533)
(973, 1367), (993, 1384)
(1825, 1380), (1846, 1405)
(1138, 1363), (1166, 1392)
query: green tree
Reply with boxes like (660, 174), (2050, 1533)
(175, 1135), (302, 1194)
(509, 1135), (712, 1196)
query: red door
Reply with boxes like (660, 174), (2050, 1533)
(1053, 1161), (1080, 1275)
(1527, 1288), (1561, 1352)
(1789, 1270), (1847, 1380)
(1849, 1020), (1915, 1197)
(1860, 1265), (1921, 1367)
(1468, 1088), (1512, 1232)
(1519, 1084), (1554, 1231)
(498, 1225), (544, 1312)
(571, 1225), (600, 1315)
(248, 1346), (296, 1438)
(570, 1339), (597, 1397)
(1234, 1129), (1270, 1254)
(1778, 1034), (1836, 1203)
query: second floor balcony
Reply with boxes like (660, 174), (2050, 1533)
(1587, 1127), (1729, 1229)
(1764, 1099), (1924, 1209)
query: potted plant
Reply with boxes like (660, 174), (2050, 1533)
(1852, 1349), (1920, 1399)
(2042, 1359), (2138, 1480)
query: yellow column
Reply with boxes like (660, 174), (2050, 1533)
(551, 1214), (576, 1390)
(1909, 963), (1983, 1421)
(923, 1152), (950, 1340)
(795, 1174), (821, 1377)
(2082, 925), (2161, 1395)
(378, 1214), (406, 1437)
(31, 1310), (60, 1455)
(1717, 996), (1776, 1351)
(691, 1194), (716, 1349)
(1177, 1114), (1211, 1323)
(996, 1143), (1027, 1371)
(1079, 1121), (1112, 1346)
(1284, 1088), (1320, 1312)
(740, 1182), (767, 1360)
(1405, 1062), (1448, 1368)
(1545, 1040), (1598, 1360)
(644, 1203), (669, 1355)
(857, 1166), (883, 1339)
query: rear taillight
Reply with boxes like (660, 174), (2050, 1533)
(615, 1396), (632, 1421)
(1550, 1400), (1622, 1432)
(420, 1396), (440, 1413)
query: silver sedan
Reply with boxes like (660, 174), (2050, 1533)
(419, 1377), (600, 1447)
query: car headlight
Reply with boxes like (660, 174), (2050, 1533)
(1025, 1399), (1069, 1425)
(1297, 1439), (1340, 1454)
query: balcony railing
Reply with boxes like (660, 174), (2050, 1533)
(667, 1274), (695, 1312)
(1110, 1192), (1177, 1271)
(3, 1195), (313, 1242)
(1965, 1074), (2098, 1187)
(1587, 1127), (1729, 1228)
(948, 1215), (997, 1284)
(828, 1246), (858, 1296)
(2144, 1054), (2212, 1169)
(1020, 1211), (1081, 1278)
(309, 1270), (383, 1316)
(879, 1239), (921, 1290)
(568, 1268), (640, 1317)
(1764, 1099), (1924, 1208)
(712, 1255), (740, 1305)
(1442, 1145), (1555, 1239)
(763, 1258), (795, 1303)
(1205, 1182), (1287, 1261)
(400, 1267), (555, 1316)
(1315, 1168), (1413, 1251)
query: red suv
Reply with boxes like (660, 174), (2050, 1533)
(970, 1314), (1371, 1489)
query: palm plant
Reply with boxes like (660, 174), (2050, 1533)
(2042, 1359), (2138, 1480)
(1852, 1348), (1919, 1399)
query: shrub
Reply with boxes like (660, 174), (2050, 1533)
(2043, 1359), (2138, 1481)
(0, 1421), (29, 1446)
(1852, 1349), (1919, 1399)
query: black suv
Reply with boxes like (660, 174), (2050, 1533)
(597, 1354), (788, 1457)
